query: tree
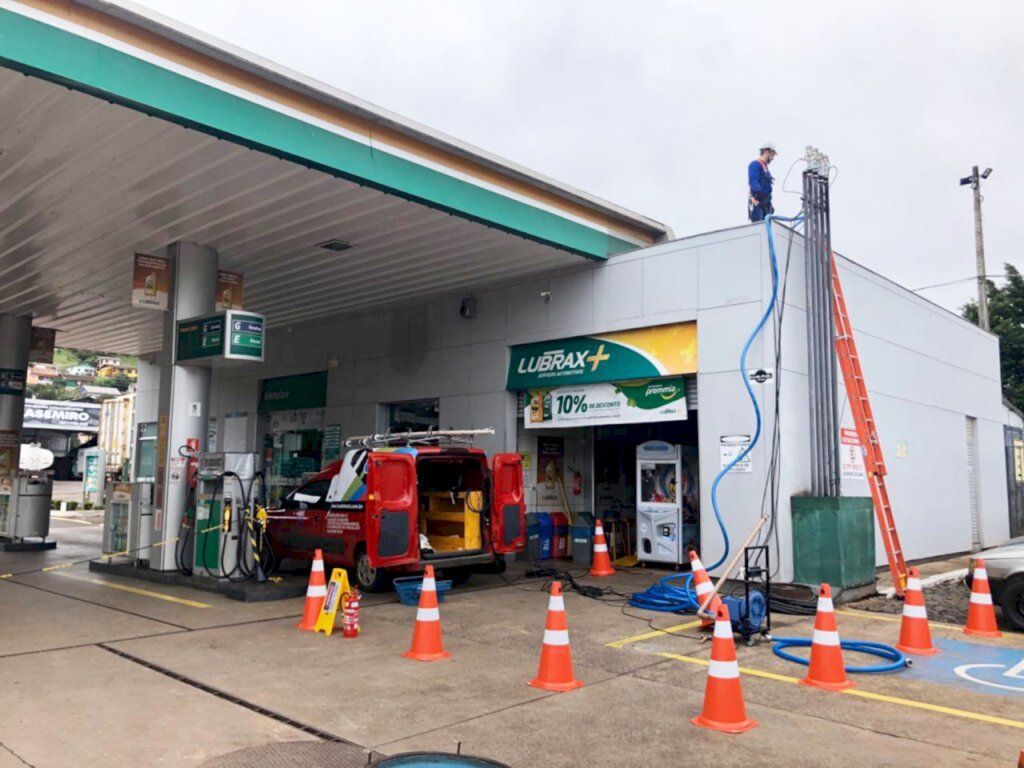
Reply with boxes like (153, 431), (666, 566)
(963, 263), (1024, 411)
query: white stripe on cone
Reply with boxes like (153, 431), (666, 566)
(970, 592), (993, 606)
(311, 560), (324, 572)
(548, 595), (565, 612)
(306, 585), (327, 597)
(812, 629), (841, 647)
(817, 597), (835, 613)
(906, 578), (922, 591)
(708, 659), (740, 679)
(695, 581), (713, 596)
(973, 568), (987, 580)
(692, 557), (705, 571)
(713, 619), (732, 639)
(543, 629), (570, 646)
(416, 606), (440, 622)
(903, 604), (928, 619)
(422, 577), (436, 591)
(594, 544), (608, 553)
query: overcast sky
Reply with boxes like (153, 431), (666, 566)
(133, 0), (1023, 313)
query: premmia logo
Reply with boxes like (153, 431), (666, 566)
(645, 383), (680, 399)
(516, 344), (611, 377)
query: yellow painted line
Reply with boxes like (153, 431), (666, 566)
(655, 652), (1024, 730)
(606, 620), (704, 649)
(835, 608), (963, 631)
(54, 573), (212, 609)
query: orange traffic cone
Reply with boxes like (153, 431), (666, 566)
(691, 603), (758, 734)
(689, 550), (724, 629)
(589, 519), (615, 577)
(402, 565), (451, 661)
(296, 549), (327, 631)
(896, 567), (939, 656)
(801, 583), (854, 691)
(1018, 748), (1023, 768)
(529, 581), (583, 691)
(964, 559), (1002, 638)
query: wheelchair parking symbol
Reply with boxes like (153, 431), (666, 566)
(954, 657), (1024, 693)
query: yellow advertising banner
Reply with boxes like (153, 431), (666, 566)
(132, 253), (170, 310)
(216, 270), (244, 312)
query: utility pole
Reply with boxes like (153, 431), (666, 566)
(960, 166), (993, 331)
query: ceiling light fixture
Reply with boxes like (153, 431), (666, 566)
(317, 238), (353, 252)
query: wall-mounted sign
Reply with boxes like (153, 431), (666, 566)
(258, 371), (328, 413)
(216, 270), (244, 312)
(841, 427), (866, 480)
(536, 436), (564, 505)
(322, 424), (343, 463)
(132, 252), (170, 310)
(0, 368), (26, 397)
(23, 399), (101, 432)
(29, 327), (56, 364)
(507, 322), (697, 390)
(524, 378), (688, 430)
(177, 310), (265, 365)
(720, 434), (752, 473)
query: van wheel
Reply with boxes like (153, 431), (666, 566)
(999, 574), (1024, 631)
(355, 549), (389, 593)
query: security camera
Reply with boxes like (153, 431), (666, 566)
(459, 297), (477, 320)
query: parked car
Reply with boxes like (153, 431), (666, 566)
(968, 537), (1024, 630)
(264, 443), (525, 592)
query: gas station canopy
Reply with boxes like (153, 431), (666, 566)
(0, 0), (669, 354)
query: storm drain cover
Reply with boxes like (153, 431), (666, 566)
(201, 741), (380, 767)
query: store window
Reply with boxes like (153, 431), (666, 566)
(258, 371), (328, 504)
(387, 399), (440, 432)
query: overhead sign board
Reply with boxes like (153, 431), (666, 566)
(23, 399), (101, 432)
(177, 310), (264, 365)
(524, 378), (688, 429)
(29, 327), (56, 364)
(258, 371), (328, 413)
(132, 252), (170, 311)
(507, 322), (697, 390)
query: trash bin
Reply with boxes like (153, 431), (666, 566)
(523, 512), (541, 561)
(536, 512), (553, 560)
(551, 512), (569, 558)
(571, 513), (595, 566)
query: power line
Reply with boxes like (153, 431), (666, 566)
(913, 274), (1006, 292)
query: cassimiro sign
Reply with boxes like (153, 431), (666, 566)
(506, 322), (697, 390)
(23, 400), (101, 432)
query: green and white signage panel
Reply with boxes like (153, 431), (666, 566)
(225, 311), (265, 361)
(177, 311), (265, 365)
(524, 377), (688, 429)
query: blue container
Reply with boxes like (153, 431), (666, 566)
(536, 512), (553, 560)
(392, 575), (453, 606)
(373, 753), (509, 767)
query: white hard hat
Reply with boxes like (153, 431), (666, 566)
(760, 142), (777, 153)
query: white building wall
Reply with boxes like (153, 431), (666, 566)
(208, 223), (1007, 579)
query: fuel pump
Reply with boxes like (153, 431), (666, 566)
(174, 439), (200, 576)
(193, 452), (258, 579)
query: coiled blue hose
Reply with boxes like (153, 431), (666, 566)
(629, 213), (803, 613)
(772, 637), (908, 673)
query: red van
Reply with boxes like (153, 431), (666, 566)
(264, 443), (525, 591)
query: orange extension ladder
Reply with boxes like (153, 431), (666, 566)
(831, 256), (909, 596)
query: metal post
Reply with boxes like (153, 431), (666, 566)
(972, 166), (990, 332)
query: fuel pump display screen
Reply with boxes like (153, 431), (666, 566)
(639, 462), (677, 504)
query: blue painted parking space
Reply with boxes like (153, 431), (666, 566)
(905, 638), (1024, 697)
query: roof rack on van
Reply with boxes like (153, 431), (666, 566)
(344, 427), (495, 449)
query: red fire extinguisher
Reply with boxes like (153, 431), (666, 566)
(342, 587), (361, 638)
(572, 470), (583, 496)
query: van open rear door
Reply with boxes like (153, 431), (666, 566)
(366, 451), (419, 567)
(491, 453), (526, 553)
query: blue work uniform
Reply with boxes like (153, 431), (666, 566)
(748, 159), (774, 222)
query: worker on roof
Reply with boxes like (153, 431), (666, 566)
(748, 143), (777, 222)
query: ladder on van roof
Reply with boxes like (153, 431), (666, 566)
(831, 256), (909, 597)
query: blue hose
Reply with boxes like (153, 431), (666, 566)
(772, 637), (908, 673)
(629, 213), (803, 613)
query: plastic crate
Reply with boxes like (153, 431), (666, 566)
(393, 575), (453, 606)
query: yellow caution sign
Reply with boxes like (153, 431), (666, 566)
(314, 568), (351, 637)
